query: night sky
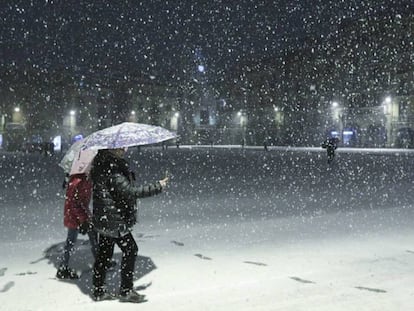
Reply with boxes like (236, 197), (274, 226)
(1, 1), (413, 83)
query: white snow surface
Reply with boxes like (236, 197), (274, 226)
(1, 146), (414, 311)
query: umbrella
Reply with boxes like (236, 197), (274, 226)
(69, 148), (98, 175)
(60, 123), (176, 175)
(59, 139), (98, 175)
(58, 140), (85, 174)
(82, 122), (176, 150)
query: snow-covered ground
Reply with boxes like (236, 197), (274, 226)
(1, 146), (414, 311)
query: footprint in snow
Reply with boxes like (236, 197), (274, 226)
(0, 281), (14, 293)
(15, 271), (38, 276)
(243, 261), (267, 266)
(171, 240), (184, 246)
(290, 276), (316, 284)
(143, 235), (160, 239)
(136, 233), (160, 239)
(355, 286), (387, 293)
(194, 254), (212, 260)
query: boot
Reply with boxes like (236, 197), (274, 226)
(56, 266), (79, 280)
(119, 289), (147, 303)
(92, 287), (115, 302)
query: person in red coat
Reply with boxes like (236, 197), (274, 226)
(56, 173), (97, 279)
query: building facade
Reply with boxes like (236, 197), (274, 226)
(1, 12), (413, 149)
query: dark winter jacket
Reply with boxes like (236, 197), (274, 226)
(322, 138), (338, 151)
(90, 150), (163, 237)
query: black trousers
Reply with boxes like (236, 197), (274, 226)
(327, 148), (335, 160)
(93, 232), (138, 292)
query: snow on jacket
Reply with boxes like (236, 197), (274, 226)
(63, 174), (92, 229)
(90, 150), (163, 237)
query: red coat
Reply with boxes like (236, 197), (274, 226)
(63, 174), (92, 229)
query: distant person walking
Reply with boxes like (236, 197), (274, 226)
(322, 137), (339, 163)
(263, 138), (268, 151)
(56, 173), (97, 279)
(176, 136), (180, 148)
(90, 148), (168, 303)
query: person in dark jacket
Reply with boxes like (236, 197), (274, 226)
(90, 148), (168, 303)
(57, 173), (97, 279)
(322, 137), (339, 163)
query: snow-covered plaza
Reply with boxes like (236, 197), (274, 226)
(1, 146), (414, 311)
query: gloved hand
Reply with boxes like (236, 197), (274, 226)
(78, 221), (93, 235)
(159, 176), (169, 188)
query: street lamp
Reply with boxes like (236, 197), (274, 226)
(69, 110), (76, 131)
(171, 111), (180, 131)
(382, 96), (393, 147)
(273, 106), (283, 127)
(330, 101), (340, 121)
(128, 110), (137, 123)
(383, 96), (392, 114)
(12, 107), (23, 123)
(330, 101), (343, 141)
(237, 110), (247, 144)
(237, 110), (247, 127)
(385, 96), (392, 104)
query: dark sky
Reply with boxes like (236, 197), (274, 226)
(1, 1), (413, 83)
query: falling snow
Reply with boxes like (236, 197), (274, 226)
(1, 1), (414, 310)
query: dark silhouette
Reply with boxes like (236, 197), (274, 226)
(90, 148), (169, 303)
(263, 139), (268, 151)
(321, 137), (339, 163)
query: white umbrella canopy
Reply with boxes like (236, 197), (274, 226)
(59, 139), (98, 175)
(59, 123), (176, 176)
(58, 139), (84, 174)
(82, 122), (177, 150)
(69, 148), (98, 175)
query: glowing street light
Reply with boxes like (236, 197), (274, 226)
(171, 111), (180, 131)
(68, 110), (76, 131)
(128, 110), (137, 122)
(383, 96), (392, 114)
(197, 64), (205, 73)
(385, 96), (392, 104)
(12, 107), (22, 123)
